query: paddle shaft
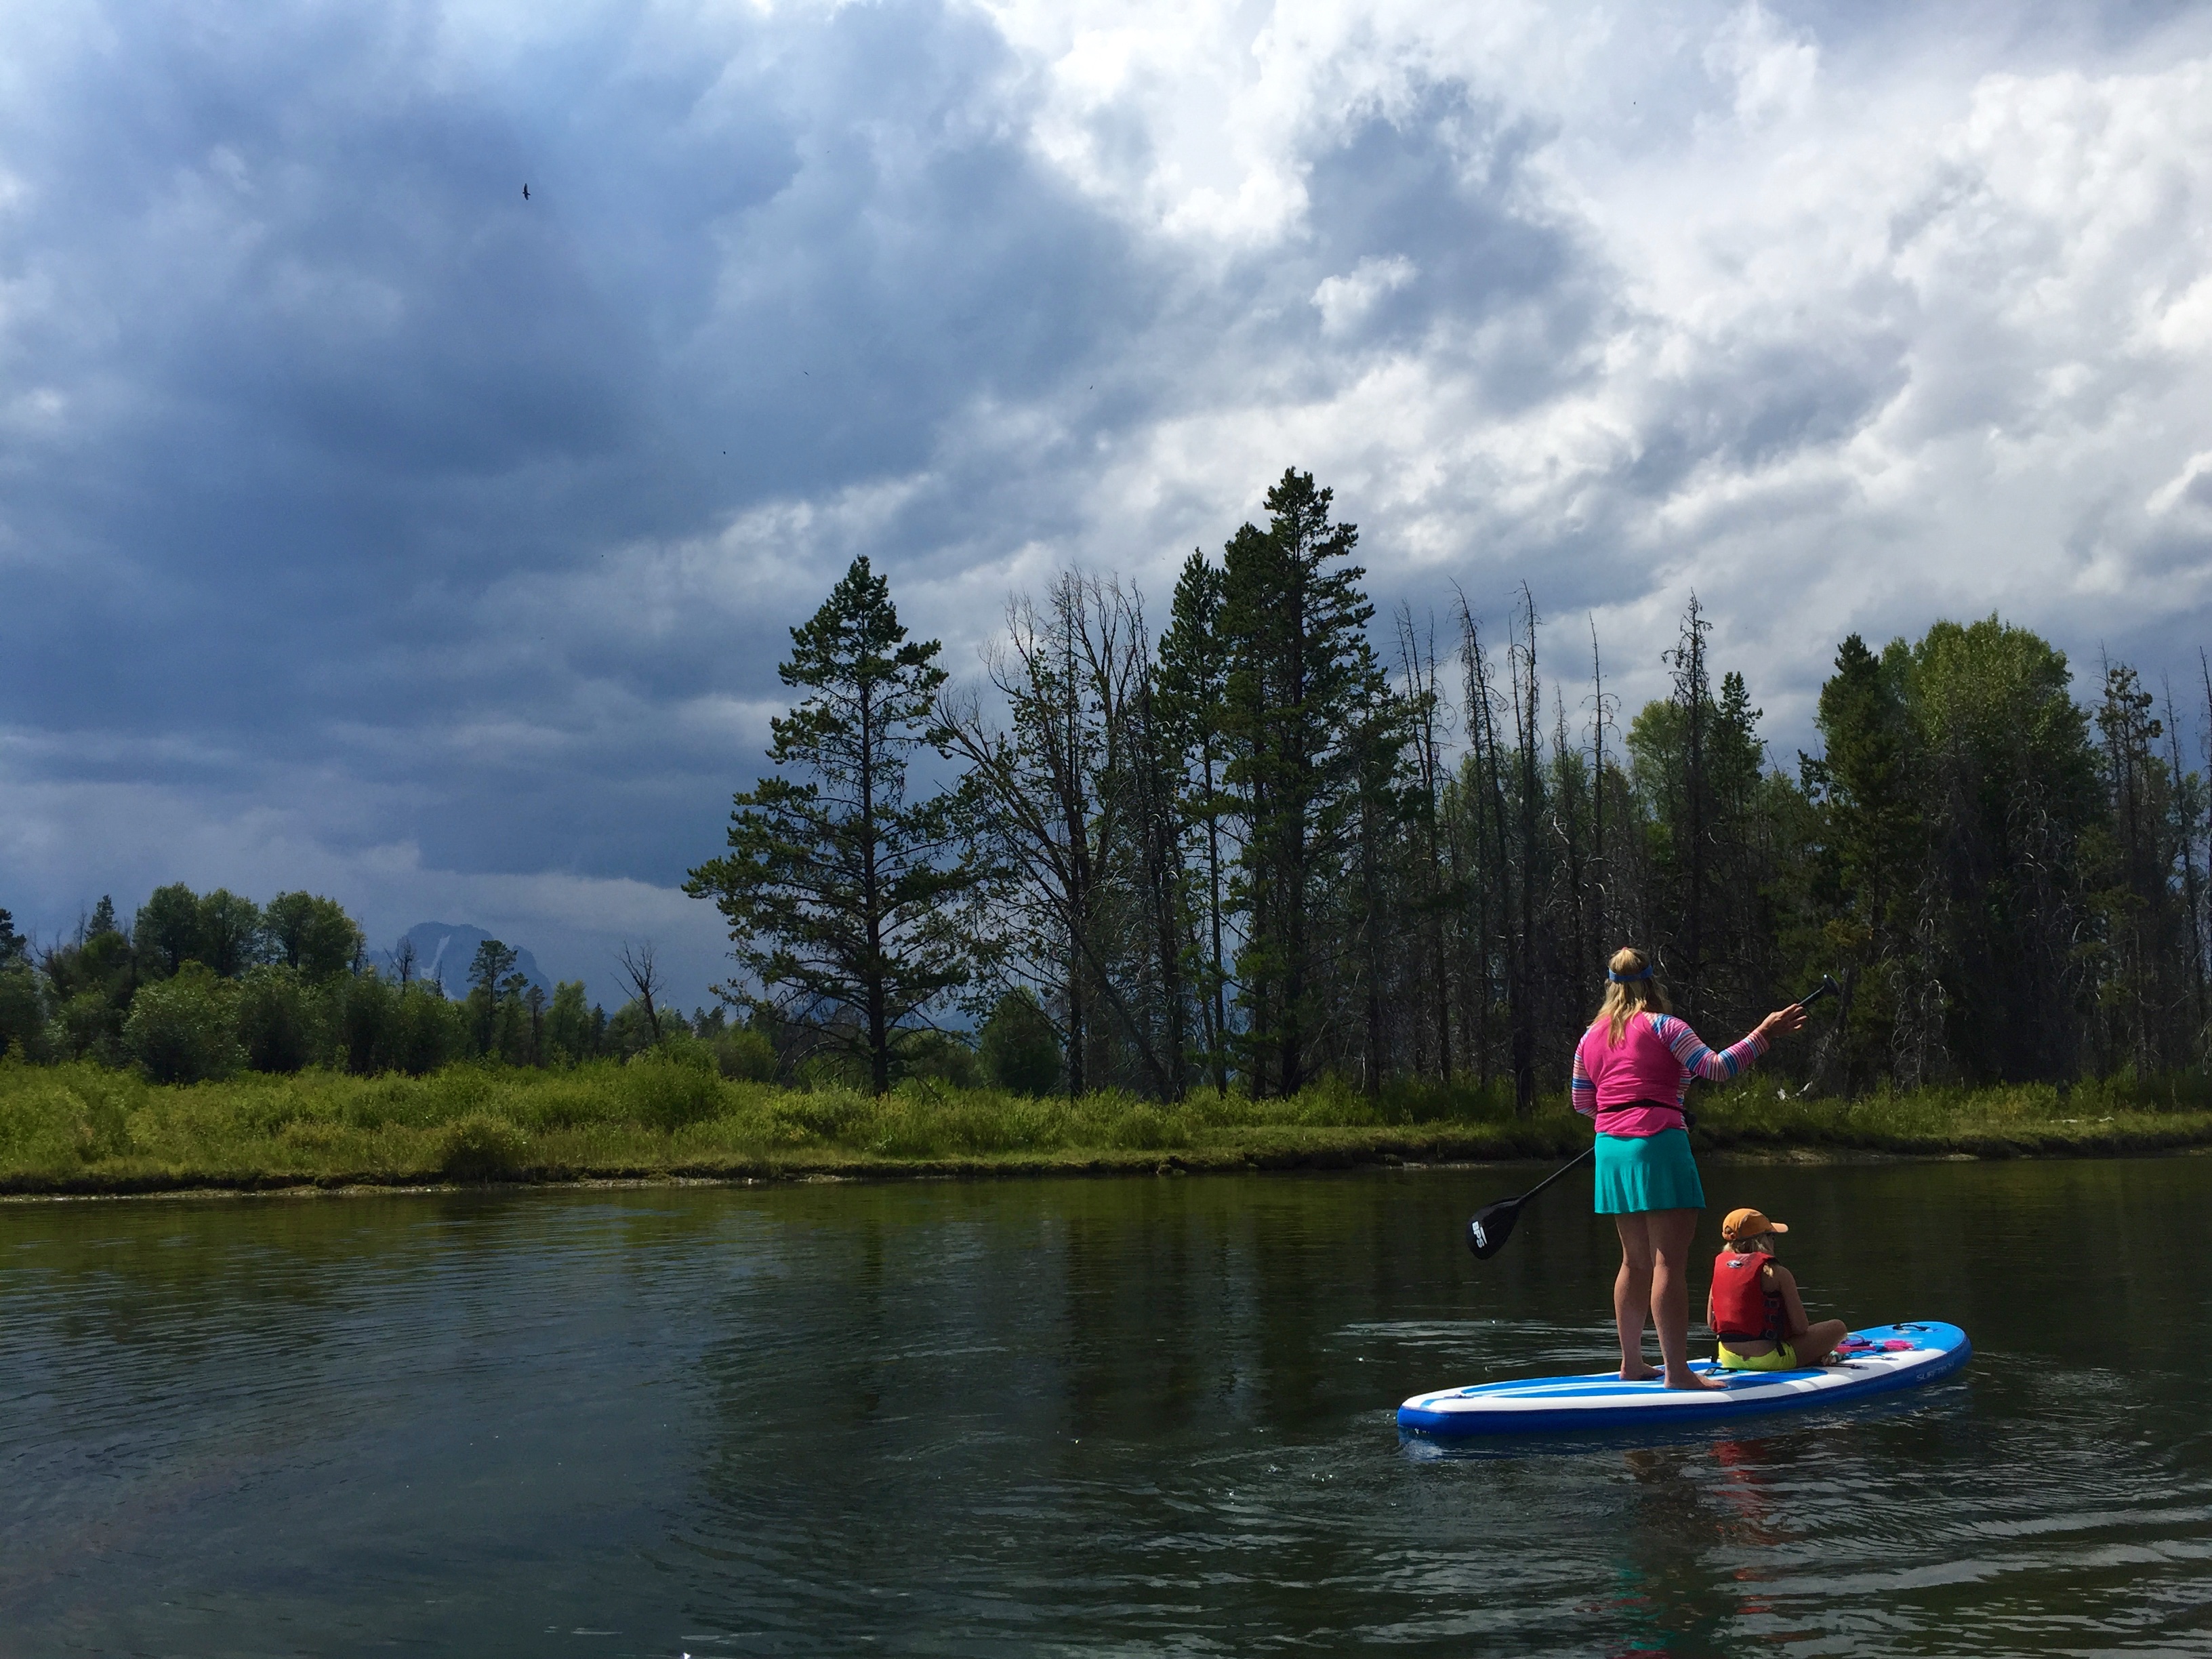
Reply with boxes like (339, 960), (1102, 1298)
(1508, 1141), (1594, 1206)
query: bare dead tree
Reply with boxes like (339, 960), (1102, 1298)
(939, 573), (1177, 1098)
(617, 939), (666, 1042)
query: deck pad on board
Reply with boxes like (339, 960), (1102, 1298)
(1397, 1322), (1970, 1436)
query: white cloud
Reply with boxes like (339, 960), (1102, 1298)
(1312, 254), (1416, 335)
(956, 0), (2212, 710)
(2148, 451), (2212, 519)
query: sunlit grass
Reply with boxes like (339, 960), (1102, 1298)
(1, 1052), (2207, 1194)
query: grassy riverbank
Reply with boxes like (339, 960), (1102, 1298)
(3, 1055), (2210, 1196)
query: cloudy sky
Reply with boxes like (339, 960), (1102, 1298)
(3, 0), (2210, 1005)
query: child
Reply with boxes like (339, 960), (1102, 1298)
(1706, 1206), (1847, 1371)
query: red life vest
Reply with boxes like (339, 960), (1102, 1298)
(1709, 1250), (1785, 1342)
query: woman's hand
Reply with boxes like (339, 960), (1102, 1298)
(1757, 1003), (1809, 1040)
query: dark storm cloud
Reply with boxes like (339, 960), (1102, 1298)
(0, 0), (1248, 993)
(1, 4), (1147, 851)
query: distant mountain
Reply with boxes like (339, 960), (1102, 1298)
(371, 923), (553, 998)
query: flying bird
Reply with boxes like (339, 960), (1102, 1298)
(522, 183), (531, 201)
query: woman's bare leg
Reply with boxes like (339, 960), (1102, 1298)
(1648, 1208), (1722, 1390)
(1612, 1214), (1660, 1380)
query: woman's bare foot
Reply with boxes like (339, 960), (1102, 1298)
(1664, 1370), (1726, 1391)
(1619, 1363), (1661, 1382)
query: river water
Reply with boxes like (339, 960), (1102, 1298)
(3, 1157), (2208, 1656)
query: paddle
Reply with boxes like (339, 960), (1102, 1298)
(1465, 1144), (1595, 1258)
(1463, 974), (1843, 1261)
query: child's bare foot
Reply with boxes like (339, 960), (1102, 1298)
(1664, 1370), (1726, 1391)
(1619, 1363), (1661, 1382)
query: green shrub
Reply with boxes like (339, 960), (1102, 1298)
(238, 964), (326, 1073)
(336, 972), (466, 1076)
(769, 1089), (875, 1144)
(336, 1061), (487, 1130)
(438, 1111), (529, 1181)
(544, 981), (596, 1064)
(73, 1081), (135, 1160)
(337, 970), (396, 1076)
(979, 991), (1060, 1097)
(621, 1054), (726, 1130)
(0, 1063), (143, 1166)
(52, 988), (125, 1065)
(392, 985), (467, 1076)
(1108, 1103), (1189, 1150)
(604, 999), (674, 1060)
(933, 1094), (1066, 1153)
(125, 964), (243, 1084)
(869, 1099), (944, 1157)
(713, 1028), (778, 1082)
(899, 1029), (979, 1088)
(649, 1030), (721, 1073)
(0, 963), (47, 1063)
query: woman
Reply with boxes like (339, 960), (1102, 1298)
(1572, 948), (1805, 1389)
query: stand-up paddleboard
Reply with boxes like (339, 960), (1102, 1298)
(1398, 1322), (1970, 1437)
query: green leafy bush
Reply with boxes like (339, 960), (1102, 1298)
(0, 1064), (144, 1166)
(52, 989), (125, 1065)
(899, 1029), (979, 1088)
(713, 1028), (778, 1082)
(621, 1054), (726, 1130)
(769, 1089), (876, 1143)
(0, 962), (47, 1062)
(1108, 1103), (1188, 1150)
(438, 1111), (529, 1181)
(238, 965), (325, 1073)
(125, 964), (243, 1084)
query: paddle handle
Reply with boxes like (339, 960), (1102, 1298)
(1795, 974), (1841, 1010)
(1516, 1141), (1595, 1204)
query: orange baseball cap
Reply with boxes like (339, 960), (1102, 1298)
(1721, 1206), (1788, 1240)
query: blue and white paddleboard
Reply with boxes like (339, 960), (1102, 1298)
(1398, 1321), (1970, 1437)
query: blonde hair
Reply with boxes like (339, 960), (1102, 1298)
(1595, 947), (1672, 1042)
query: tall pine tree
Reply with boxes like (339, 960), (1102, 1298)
(687, 557), (982, 1093)
(1155, 550), (1234, 1094)
(1218, 469), (1388, 1096)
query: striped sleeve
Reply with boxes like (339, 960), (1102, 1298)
(1651, 1012), (1767, 1082)
(1570, 1033), (1597, 1118)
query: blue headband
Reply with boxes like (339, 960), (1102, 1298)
(1607, 966), (1652, 983)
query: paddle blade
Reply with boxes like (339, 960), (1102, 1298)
(1467, 1199), (1522, 1259)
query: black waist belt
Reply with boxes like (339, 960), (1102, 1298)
(1612, 1099), (1696, 1130)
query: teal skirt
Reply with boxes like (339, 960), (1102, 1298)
(1593, 1128), (1704, 1214)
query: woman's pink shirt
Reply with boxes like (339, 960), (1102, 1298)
(1571, 1012), (1768, 1136)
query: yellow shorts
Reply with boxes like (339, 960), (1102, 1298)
(1716, 1340), (1801, 1372)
